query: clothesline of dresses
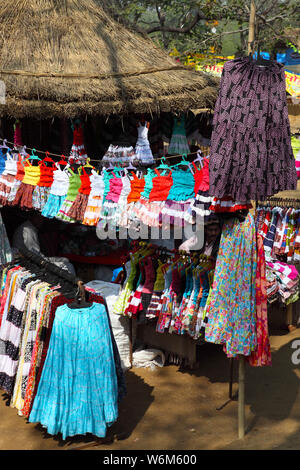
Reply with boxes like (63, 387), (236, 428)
(7, 115), (195, 167)
(0, 136), (203, 164)
(0, 143), (253, 230)
(113, 214), (272, 367)
(0, 254), (126, 440)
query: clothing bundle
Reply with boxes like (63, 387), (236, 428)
(113, 245), (215, 341)
(291, 135), (300, 179)
(0, 260), (125, 440)
(69, 121), (88, 165)
(0, 150), (252, 228)
(209, 57), (298, 203)
(256, 204), (300, 263)
(265, 260), (299, 305)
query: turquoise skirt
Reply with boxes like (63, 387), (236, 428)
(29, 302), (118, 439)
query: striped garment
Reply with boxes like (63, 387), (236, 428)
(0, 276), (36, 394)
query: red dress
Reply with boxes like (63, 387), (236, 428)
(149, 169), (173, 202)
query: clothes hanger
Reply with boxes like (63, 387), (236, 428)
(68, 283), (93, 309)
(126, 160), (137, 171)
(156, 156), (171, 174)
(42, 151), (56, 167)
(57, 154), (68, 169)
(0, 139), (9, 151)
(23, 148), (41, 166)
(171, 154), (192, 172)
(192, 150), (205, 168)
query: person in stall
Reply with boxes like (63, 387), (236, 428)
(12, 212), (76, 275)
(179, 215), (222, 257)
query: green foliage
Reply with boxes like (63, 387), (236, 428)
(112, 0), (300, 57)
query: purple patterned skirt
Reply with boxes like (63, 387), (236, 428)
(209, 57), (297, 202)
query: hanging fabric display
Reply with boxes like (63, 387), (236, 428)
(0, 150), (18, 206)
(69, 120), (88, 165)
(209, 57), (298, 202)
(42, 161), (70, 218)
(0, 257), (125, 440)
(32, 153), (57, 211)
(13, 120), (23, 150)
(135, 121), (154, 166)
(12, 151), (41, 210)
(204, 213), (257, 358)
(168, 115), (190, 156)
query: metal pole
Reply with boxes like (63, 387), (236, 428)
(238, 355), (245, 439)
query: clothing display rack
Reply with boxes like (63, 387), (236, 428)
(255, 196), (300, 334)
(16, 245), (87, 299)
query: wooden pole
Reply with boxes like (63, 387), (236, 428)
(248, 0), (256, 55)
(238, 355), (245, 439)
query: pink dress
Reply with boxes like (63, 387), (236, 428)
(106, 172), (123, 202)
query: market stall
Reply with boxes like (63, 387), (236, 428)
(0, 0), (299, 446)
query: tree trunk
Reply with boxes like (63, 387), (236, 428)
(248, 0), (256, 55)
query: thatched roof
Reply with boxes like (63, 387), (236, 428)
(0, 0), (219, 119)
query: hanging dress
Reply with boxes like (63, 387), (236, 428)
(168, 116), (190, 155)
(161, 167), (195, 227)
(7, 153), (25, 204)
(42, 164), (70, 218)
(82, 170), (105, 226)
(12, 159), (40, 210)
(28, 303), (118, 440)
(32, 159), (56, 211)
(67, 167), (91, 222)
(0, 150), (7, 177)
(56, 167), (81, 223)
(135, 122), (154, 165)
(185, 158), (213, 225)
(0, 152), (17, 206)
(69, 122), (88, 165)
(204, 213), (257, 358)
(209, 57), (297, 202)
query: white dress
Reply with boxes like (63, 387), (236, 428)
(135, 122), (154, 165)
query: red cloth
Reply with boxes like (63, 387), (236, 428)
(78, 168), (91, 195)
(149, 169), (173, 202)
(37, 160), (56, 187)
(127, 172), (145, 203)
(15, 155), (25, 182)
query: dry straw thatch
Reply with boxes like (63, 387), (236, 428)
(0, 0), (219, 119)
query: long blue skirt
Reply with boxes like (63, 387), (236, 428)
(29, 302), (118, 439)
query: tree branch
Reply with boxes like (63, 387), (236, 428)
(146, 8), (207, 34)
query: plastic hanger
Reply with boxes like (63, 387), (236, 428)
(24, 148), (41, 166)
(0, 139), (9, 150)
(68, 285), (93, 309)
(156, 156), (170, 172)
(172, 153), (192, 171)
(42, 151), (56, 167)
(57, 155), (68, 168)
(126, 160), (137, 171)
(193, 150), (205, 167)
(20, 145), (28, 157)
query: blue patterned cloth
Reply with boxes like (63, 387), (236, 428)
(29, 302), (118, 439)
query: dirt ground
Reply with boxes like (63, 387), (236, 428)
(1, 326), (300, 451)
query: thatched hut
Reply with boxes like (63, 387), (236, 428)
(0, 0), (218, 120)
